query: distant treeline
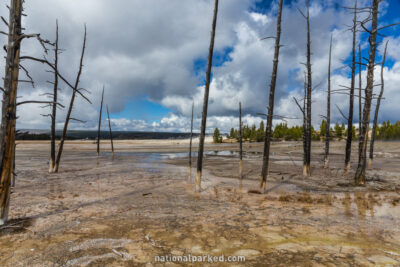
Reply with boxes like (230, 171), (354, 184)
(376, 121), (400, 140)
(16, 130), (200, 140)
(213, 120), (400, 143)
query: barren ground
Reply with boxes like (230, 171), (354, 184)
(0, 140), (399, 266)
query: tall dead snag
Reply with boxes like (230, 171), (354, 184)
(344, 0), (358, 173)
(324, 36), (332, 168)
(260, 0), (284, 191)
(97, 86), (104, 156)
(188, 102), (194, 182)
(298, 0), (312, 176)
(358, 43), (362, 150)
(0, 0), (52, 224)
(195, 0), (219, 191)
(239, 102), (243, 179)
(369, 40), (388, 167)
(294, 74), (307, 172)
(54, 26), (87, 173)
(302, 76), (307, 171)
(106, 104), (114, 156)
(49, 21), (60, 173)
(355, 0), (379, 185)
(0, 0), (24, 225)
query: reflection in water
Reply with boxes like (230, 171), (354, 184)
(343, 192), (352, 217)
(341, 192), (380, 219)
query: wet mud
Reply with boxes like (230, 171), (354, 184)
(0, 140), (399, 266)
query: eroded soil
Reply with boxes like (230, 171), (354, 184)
(0, 140), (399, 266)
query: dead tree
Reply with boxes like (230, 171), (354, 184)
(259, 0), (284, 190)
(0, 0), (53, 225)
(344, 0), (358, 173)
(0, 0), (23, 225)
(369, 40), (388, 167)
(239, 102), (243, 179)
(358, 43), (362, 146)
(54, 26), (88, 173)
(355, 0), (379, 185)
(298, 0), (312, 176)
(49, 21), (60, 173)
(195, 0), (219, 191)
(106, 104), (114, 156)
(188, 102), (194, 182)
(294, 74), (307, 173)
(324, 36), (333, 168)
(20, 25), (91, 173)
(97, 86), (104, 156)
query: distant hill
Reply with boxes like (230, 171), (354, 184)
(16, 129), (200, 140)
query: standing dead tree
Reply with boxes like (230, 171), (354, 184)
(294, 73), (307, 173)
(106, 104), (114, 156)
(324, 36), (333, 168)
(49, 21), (60, 173)
(0, 0), (55, 224)
(239, 102), (243, 179)
(97, 87), (104, 156)
(369, 40), (388, 167)
(344, 0), (358, 174)
(260, 0), (284, 192)
(188, 102), (194, 183)
(20, 26), (91, 173)
(298, 0), (312, 176)
(195, 0), (219, 191)
(355, 0), (379, 185)
(358, 43), (363, 157)
(54, 26), (88, 173)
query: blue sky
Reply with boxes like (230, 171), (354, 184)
(109, 0), (400, 130)
(2, 0), (400, 132)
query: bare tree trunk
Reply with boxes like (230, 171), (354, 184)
(294, 74), (307, 174)
(302, 75), (307, 174)
(11, 142), (16, 188)
(54, 27), (87, 173)
(239, 102), (243, 179)
(358, 43), (363, 158)
(49, 21), (59, 173)
(369, 40), (388, 167)
(355, 0), (379, 185)
(0, 0), (23, 225)
(305, 0), (312, 176)
(97, 87), (104, 156)
(195, 0), (219, 191)
(106, 104), (114, 156)
(188, 102), (194, 182)
(260, 0), (284, 191)
(324, 35), (332, 168)
(344, 0), (358, 173)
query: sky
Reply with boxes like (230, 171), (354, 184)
(1, 0), (399, 133)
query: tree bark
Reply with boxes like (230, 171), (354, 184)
(0, 0), (23, 225)
(239, 102), (243, 179)
(49, 21), (59, 173)
(195, 0), (219, 192)
(54, 26), (87, 173)
(304, 0), (312, 176)
(188, 102), (194, 182)
(97, 86), (104, 156)
(260, 0), (284, 191)
(106, 104), (114, 156)
(344, 0), (358, 173)
(324, 35), (332, 168)
(355, 0), (379, 185)
(369, 40), (388, 167)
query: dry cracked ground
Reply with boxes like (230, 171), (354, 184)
(0, 140), (399, 266)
